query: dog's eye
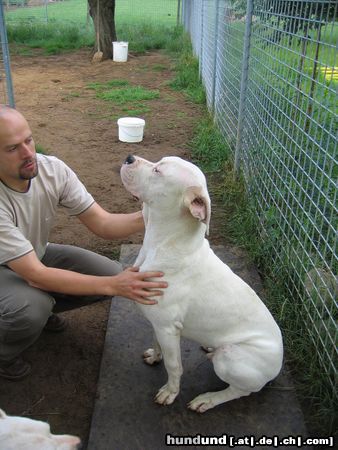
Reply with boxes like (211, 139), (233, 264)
(153, 166), (161, 174)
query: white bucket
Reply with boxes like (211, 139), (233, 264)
(113, 41), (128, 62)
(117, 117), (145, 143)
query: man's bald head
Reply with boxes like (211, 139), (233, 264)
(0, 106), (37, 192)
(0, 105), (30, 135)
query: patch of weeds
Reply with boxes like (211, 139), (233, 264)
(121, 105), (151, 116)
(86, 80), (130, 91)
(87, 80), (159, 109)
(190, 117), (230, 173)
(97, 86), (159, 104)
(105, 80), (130, 88)
(170, 49), (205, 104)
(86, 79), (158, 117)
(7, 22), (93, 55)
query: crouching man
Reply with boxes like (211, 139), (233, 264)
(0, 106), (167, 380)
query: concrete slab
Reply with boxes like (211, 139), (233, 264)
(88, 244), (310, 450)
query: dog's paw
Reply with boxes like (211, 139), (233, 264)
(188, 392), (218, 413)
(155, 384), (178, 405)
(143, 348), (162, 365)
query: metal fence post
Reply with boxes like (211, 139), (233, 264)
(211, 0), (220, 113)
(0, 0), (15, 107)
(234, 0), (253, 178)
(199, 0), (204, 78)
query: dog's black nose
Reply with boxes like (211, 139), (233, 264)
(124, 155), (136, 165)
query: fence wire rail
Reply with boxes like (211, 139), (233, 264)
(182, 0), (337, 395)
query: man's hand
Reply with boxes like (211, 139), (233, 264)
(113, 266), (168, 305)
(7, 251), (167, 304)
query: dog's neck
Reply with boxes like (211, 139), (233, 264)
(142, 207), (207, 259)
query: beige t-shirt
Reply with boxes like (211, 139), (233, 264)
(0, 154), (94, 265)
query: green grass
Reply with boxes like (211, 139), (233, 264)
(115, 0), (178, 26)
(7, 22), (93, 54)
(190, 118), (230, 173)
(87, 80), (159, 105)
(5, 0), (178, 26)
(5, 0), (180, 55)
(170, 36), (206, 104)
(98, 86), (159, 103)
(5, 0), (88, 24)
(87, 80), (129, 90)
(85, 79), (158, 117)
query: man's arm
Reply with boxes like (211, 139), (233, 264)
(7, 251), (167, 305)
(78, 202), (144, 239)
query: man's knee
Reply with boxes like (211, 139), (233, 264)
(0, 292), (54, 343)
(26, 293), (54, 332)
(43, 243), (123, 277)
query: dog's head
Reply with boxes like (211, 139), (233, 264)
(0, 409), (81, 450)
(120, 155), (211, 234)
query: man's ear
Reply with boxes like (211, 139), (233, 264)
(183, 186), (211, 235)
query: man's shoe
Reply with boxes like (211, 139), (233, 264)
(44, 314), (68, 332)
(0, 357), (31, 381)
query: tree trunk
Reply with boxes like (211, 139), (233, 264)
(88, 0), (117, 60)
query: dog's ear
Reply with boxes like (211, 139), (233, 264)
(183, 186), (211, 234)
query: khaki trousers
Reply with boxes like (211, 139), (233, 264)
(0, 244), (122, 363)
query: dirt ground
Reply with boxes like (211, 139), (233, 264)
(0, 48), (218, 446)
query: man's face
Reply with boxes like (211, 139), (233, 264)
(0, 111), (38, 191)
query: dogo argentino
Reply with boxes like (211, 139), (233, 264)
(0, 409), (80, 449)
(120, 155), (283, 413)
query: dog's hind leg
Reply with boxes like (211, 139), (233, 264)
(143, 332), (162, 365)
(188, 343), (270, 413)
(188, 385), (251, 413)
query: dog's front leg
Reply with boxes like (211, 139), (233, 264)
(153, 326), (183, 406)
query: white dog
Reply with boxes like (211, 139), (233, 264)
(120, 155), (283, 413)
(0, 409), (81, 450)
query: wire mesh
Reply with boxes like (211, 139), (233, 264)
(3, 0), (180, 26)
(0, 0), (15, 106)
(182, 0), (337, 394)
(115, 0), (179, 26)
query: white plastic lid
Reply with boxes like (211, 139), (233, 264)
(117, 117), (145, 127)
(113, 41), (128, 46)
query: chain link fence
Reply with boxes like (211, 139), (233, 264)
(3, 0), (180, 25)
(0, 0), (14, 106)
(182, 0), (337, 395)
